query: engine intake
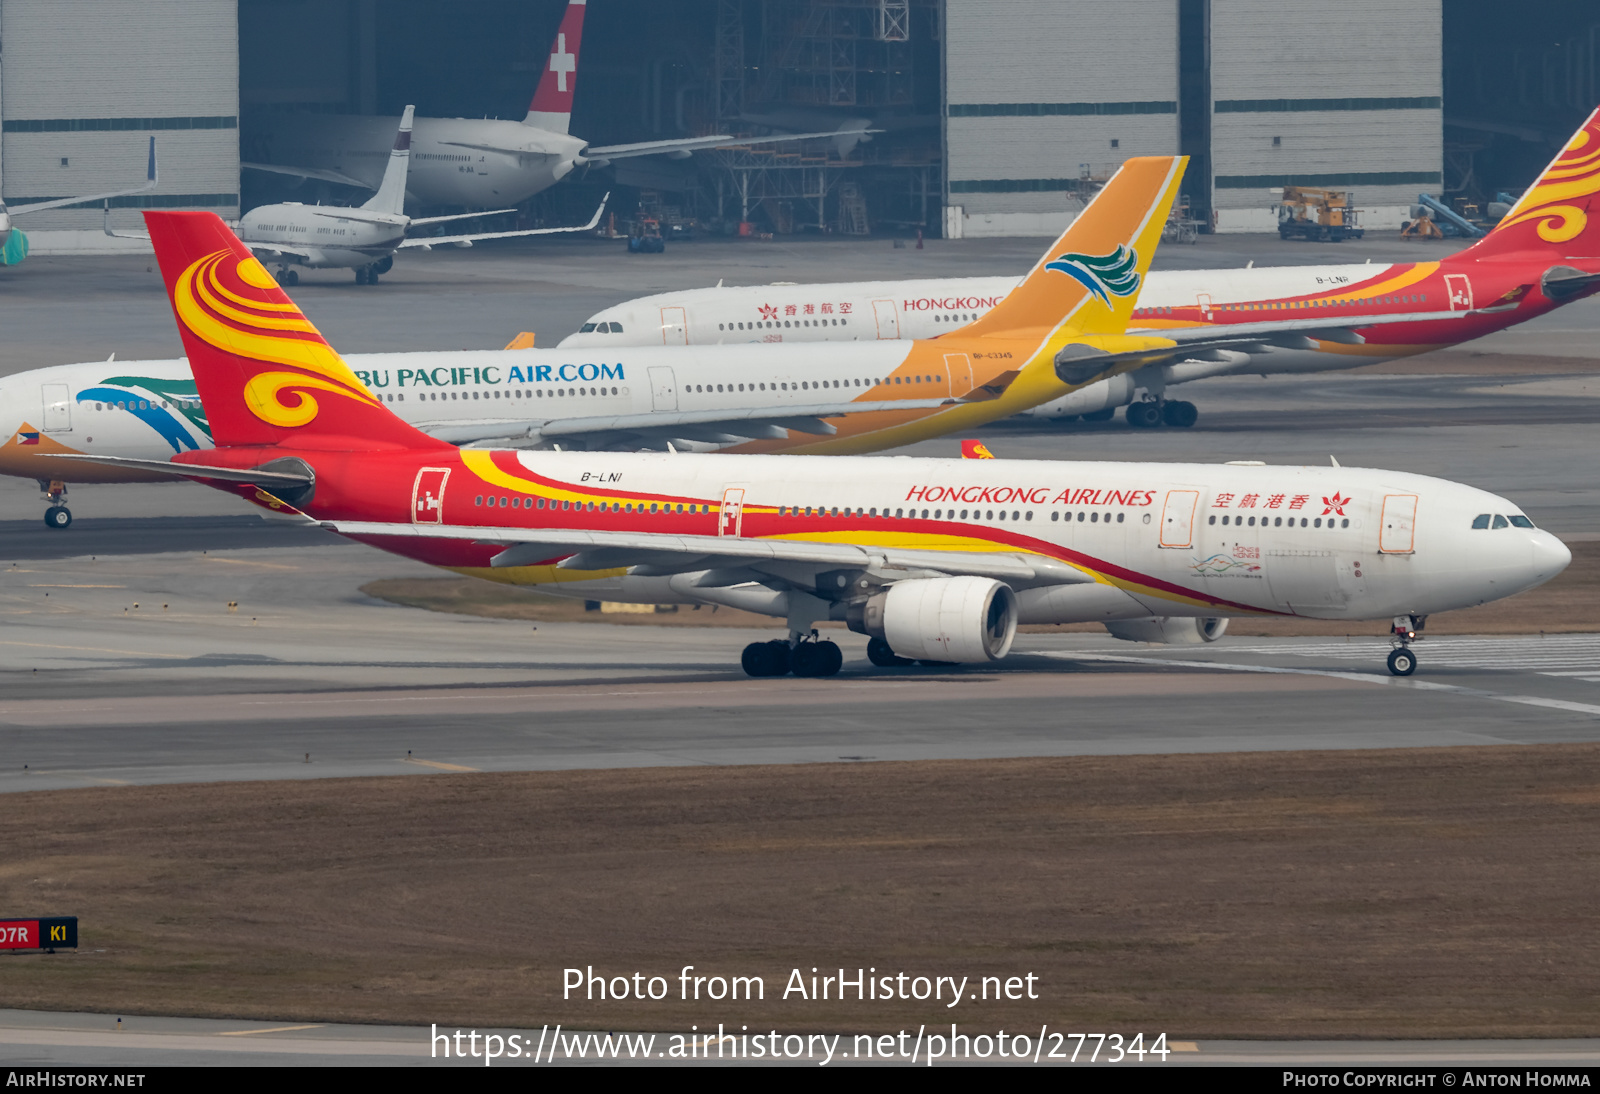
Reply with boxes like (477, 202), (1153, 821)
(849, 576), (1018, 663)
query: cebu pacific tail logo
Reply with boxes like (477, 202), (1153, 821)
(1044, 245), (1141, 307)
(1496, 116), (1600, 244)
(174, 249), (379, 428)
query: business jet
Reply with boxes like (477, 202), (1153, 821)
(244, 0), (865, 210)
(50, 210), (1572, 683)
(563, 104), (1600, 429)
(109, 108), (605, 285)
(0, 137), (157, 266)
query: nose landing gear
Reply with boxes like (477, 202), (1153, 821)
(39, 479), (71, 529)
(1386, 614), (1426, 676)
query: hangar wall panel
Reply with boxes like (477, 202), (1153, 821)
(943, 0), (1179, 237)
(1, 0), (239, 245)
(1208, 0), (1442, 232)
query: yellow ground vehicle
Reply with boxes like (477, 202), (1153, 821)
(1277, 186), (1365, 242)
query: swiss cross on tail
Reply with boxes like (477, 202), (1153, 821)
(525, 0), (587, 130)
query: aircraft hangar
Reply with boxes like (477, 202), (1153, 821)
(0, 0), (1596, 247)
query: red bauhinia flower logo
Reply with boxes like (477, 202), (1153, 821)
(1322, 492), (1351, 516)
(758, 304), (778, 320)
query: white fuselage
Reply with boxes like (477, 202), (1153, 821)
(0, 341), (921, 473)
(250, 114), (585, 208)
(238, 202), (407, 270)
(448, 450), (1569, 626)
(557, 266), (1433, 418)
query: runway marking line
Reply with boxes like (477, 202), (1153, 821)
(218, 1024), (324, 1037)
(1060, 653), (1600, 718)
(27, 584), (127, 589)
(0, 639), (186, 659)
(202, 557), (299, 571)
(402, 758), (479, 773)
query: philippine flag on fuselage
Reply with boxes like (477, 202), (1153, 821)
(16, 431), (40, 446)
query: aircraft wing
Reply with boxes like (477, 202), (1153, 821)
(241, 162), (373, 190)
(248, 244), (315, 262)
(397, 194), (607, 249)
(408, 208), (518, 227)
(12, 136), (158, 215)
(318, 519), (1096, 589)
(422, 397), (956, 447)
(584, 129), (879, 161)
(39, 454), (314, 487)
(1056, 309), (1480, 382)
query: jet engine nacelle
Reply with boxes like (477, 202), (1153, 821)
(849, 576), (1018, 662)
(1103, 616), (1229, 644)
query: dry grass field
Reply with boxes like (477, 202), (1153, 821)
(4, 745), (1600, 1037)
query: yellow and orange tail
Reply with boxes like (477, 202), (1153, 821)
(958, 156), (1186, 342)
(143, 212), (447, 451)
(1468, 105), (1600, 258)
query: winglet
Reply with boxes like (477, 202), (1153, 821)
(955, 156), (1186, 342)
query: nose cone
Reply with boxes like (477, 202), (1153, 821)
(1529, 531), (1573, 586)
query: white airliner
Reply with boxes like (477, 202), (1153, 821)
(558, 102), (1600, 429)
(0, 137), (157, 265)
(109, 109), (604, 284)
(244, 0), (864, 209)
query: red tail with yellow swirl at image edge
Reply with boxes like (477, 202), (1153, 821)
(1467, 104), (1600, 259)
(143, 211), (447, 451)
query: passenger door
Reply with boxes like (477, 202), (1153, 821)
(660, 306), (688, 345)
(648, 366), (678, 411)
(1379, 494), (1418, 554)
(41, 384), (71, 432)
(872, 299), (900, 339)
(412, 467), (450, 524)
(943, 353), (972, 397)
(718, 487), (746, 537)
(1158, 489), (1199, 548)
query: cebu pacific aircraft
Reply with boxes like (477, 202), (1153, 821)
(47, 211), (1571, 681)
(243, 0), (864, 210)
(564, 105), (1600, 429)
(0, 154), (1191, 524)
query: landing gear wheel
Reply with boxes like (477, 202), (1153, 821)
(368, 267), (380, 284)
(1126, 400), (1163, 429)
(866, 636), (912, 667)
(741, 640), (792, 678)
(1162, 400), (1199, 428)
(43, 506), (72, 529)
(791, 640), (843, 678)
(355, 267), (370, 285)
(1081, 407), (1115, 423)
(1387, 648), (1417, 677)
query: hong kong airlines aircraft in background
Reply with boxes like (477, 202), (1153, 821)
(50, 212), (1571, 681)
(244, 0), (866, 210)
(564, 105), (1600, 428)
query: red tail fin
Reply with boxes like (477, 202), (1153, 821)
(524, 0), (587, 132)
(143, 211), (447, 451)
(1463, 105), (1600, 259)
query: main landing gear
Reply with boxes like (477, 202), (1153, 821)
(1124, 397), (1199, 429)
(274, 267), (299, 286)
(1387, 614), (1426, 676)
(741, 632), (843, 678)
(355, 265), (381, 285)
(39, 479), (71, 529)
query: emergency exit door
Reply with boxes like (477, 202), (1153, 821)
(41, 384), (71, 432)
(1379, 494), (1418, 553)
(943, 353), (973, 396)
(648, 366), (678, 411)
(718, 487), (746, 537)
(412, 467), (450, 524)
(872, 299), (900, 339)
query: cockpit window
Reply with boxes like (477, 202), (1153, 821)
(579, 323), (597, 333)
(608, 322), (623, 333)
(1471, 514), (1491, 529)
(1492, 514), (1510, 529)
(1509, 515), (1535, 529)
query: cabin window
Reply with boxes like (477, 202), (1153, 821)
(1341, 518), (1350, 528)
(1053, 512), (1061, 522)
(475, 495), (483, 505)
(1314, 518), (1322, 527)
(1025, 511), (1033, 521)
(960, 510), (968, 519)
(1117, 513), (1124, 522)
(1091, 512), (1099, 523)
(1208, 515), (1216, 525)
(537, 498), (546, 509)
